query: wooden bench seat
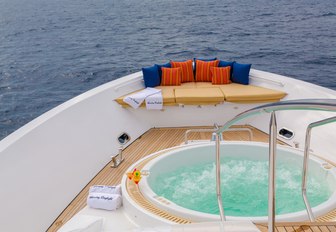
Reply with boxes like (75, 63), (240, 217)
(115, 82), (287, 107)
(175, 88), (225, 105)
(184, 82), (287, 102)
(115, 84), (199, 106)
(219, 83), (287, 103)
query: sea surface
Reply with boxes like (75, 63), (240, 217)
(0, 0), (335, 140)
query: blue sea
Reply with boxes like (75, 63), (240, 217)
(0, 0), (335, 140)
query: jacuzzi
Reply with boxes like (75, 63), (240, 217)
(123, 142), (336, 223)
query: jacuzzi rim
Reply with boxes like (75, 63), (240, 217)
(139, 141), (336, 223)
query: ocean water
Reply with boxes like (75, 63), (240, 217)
(0, 0), (335, 140)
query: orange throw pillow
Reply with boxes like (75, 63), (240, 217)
(195, 60), (220, 82)
(161, 67), (182, 86)
(211, 66), (231, 85)
(170, 60), (194, 83)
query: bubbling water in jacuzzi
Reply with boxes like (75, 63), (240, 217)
(146, 143), (335, 217)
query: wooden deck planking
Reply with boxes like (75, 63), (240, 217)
(48, 125), (271, 231)
(317, 209), (336, 222)
(256, 223), (336, 232)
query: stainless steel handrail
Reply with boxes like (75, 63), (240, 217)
(302, 116), (336, 222)
(214, 99), (336, 229)
(184, 128), (217, 144)
(184, 128), (253, 144)
(215, 133), (226, 221)
(216, 99), (336, 135)
(268, 112), (277, 231)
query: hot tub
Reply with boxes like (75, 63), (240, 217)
(136, 142), (336, 222)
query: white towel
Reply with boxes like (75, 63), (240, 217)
(57, 215), (103, 232)
(89, 185), (122, 195)
(87, 193), (122, 211)
(123, 88), (161, 109)
(145, 91), (163, 110)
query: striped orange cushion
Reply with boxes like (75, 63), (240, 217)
(195, 60), (220, 82)
(161, 67), (182, 86)
(170, 60), (194, 83)
(211, 66), (231, 85)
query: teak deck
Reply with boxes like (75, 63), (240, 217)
(47, 126), (335, 232)
(256, 222), (336, 232)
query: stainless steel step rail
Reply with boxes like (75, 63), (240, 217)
(302, 116), (336, 222)
(184, 127), (253, 144)
(214, 99), (336, 232)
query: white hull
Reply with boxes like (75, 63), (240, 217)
(0, 69), (335, 231)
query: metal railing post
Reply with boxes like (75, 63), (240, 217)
(302, 116), (336, 221)
(215, 133), (226, 221)
(302, 126), (315, 221)
(268, 111), (277, 232)
(185, 128), (253, 144)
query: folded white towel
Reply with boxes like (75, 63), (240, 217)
(89, 185), (122, 195)
(57, 215), (103, 232)
(123, 88), (161, 109)
(87, 193), (122, 211)
(145, 91), (163, 110)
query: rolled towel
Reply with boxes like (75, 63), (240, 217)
(89, 185), (122, 195)
(87, 193), (122, 211)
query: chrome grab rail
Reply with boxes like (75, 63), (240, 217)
(111, 146), (124, 168)
(302, 116), (336, 222)
(268, 112), (277, 229)
(214, 99), (336, 230)
(216, 99), (336, 135)
(184, 127), (253, 144)
(215, 133), (226, 221)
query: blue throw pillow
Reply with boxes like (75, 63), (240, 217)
(142, 65), (160, 87)
(193, 57), (217, 62)
(218, 60), (235, 68)
(232, 62), (252, 85)
(155, 62), (171, 78)
(219, 60), (235, 77)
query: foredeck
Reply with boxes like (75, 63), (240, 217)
(48, 125), (335, 232)
(256, 222), (336, 232)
